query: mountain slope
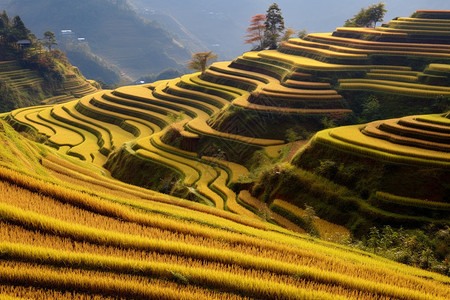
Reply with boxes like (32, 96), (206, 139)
(0, 58), (99, 112)
(0, 11), (100, 112)
(0, 0), (191, 79)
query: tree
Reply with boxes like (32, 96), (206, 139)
(361, 95), (381, 122)
(28, 33), (40, 49)
(0, 11), (10, 35)
(281, 28), (296, 42)
(264, 3), (285, 49)
(10, 15), (30, 42)
(366, 3), (387, 27)
(297, 29), (308, 39)
(302, 204), (319, 237)
(43, 30), (57, 50)
(0, 11), (9, 45)
(344, 2), (387, 28)
(244, 14), (266, 50)
(188, 51), (217, 75)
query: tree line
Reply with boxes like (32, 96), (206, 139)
(0, 11), (30, 44)
(0, 11), (73, 94)
(244, 3), (287, 51)
(169, 2), (388, 81)
(0, 10), (59, 57)
(243, 2), (386, 51)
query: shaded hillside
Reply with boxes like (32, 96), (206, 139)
(0, 59), (99, 112)
(289, 111), (450, 221)
(1, 0), (191, 79)
(60, 42), (122, 85)
(0, 12), (99, 112)
(137, 9), (209, 55)
(131, 0), (253, 60)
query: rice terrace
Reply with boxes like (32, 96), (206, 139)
(0, 1), (449, 299)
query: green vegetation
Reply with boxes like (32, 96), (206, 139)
(344, 2), (387, 28)
(61, 42), (121, 85)
(0, 12), (99, 112)
(349, 225), (450, 275)
(42, 30), (56, 50)
(264, 3), (285, 49)
(244, 14), (267, 50)
(244, 3), (286, 50)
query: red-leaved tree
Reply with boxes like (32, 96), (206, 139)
(244, 14), (266, 50)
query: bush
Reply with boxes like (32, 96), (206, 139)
(361, 95), (381, 122)
(22, 52), (64, 90)
(251, 163), (362, 229)
(0, 80), (20, 112)
(352, 225), (450, 275)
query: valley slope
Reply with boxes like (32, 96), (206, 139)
(0, 0), (192, 80)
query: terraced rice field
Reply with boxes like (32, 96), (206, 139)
(7, 71), (303, 219)
(280, 40), (369, 63)
(186, 118), (284, 146)
(135, 131), (222, 206)
(271, 199), (350, 241)
(0, 61), (98, 106)
(370, 191), (450, 219)
(238, 190), (306, 233)
(294, 35), (450, 59)
(313, 113), (450, 166)
(4, 10), (450, 213)
(54, 73), (98, 101)
(0, 137), (448, 299)
(5, 8), (450, 220)
(2, 9), (450, 298)
(255, 50), (373, 71)
(0, 61), (43, 90)
(338, 79), (450, 97)
(306, 32), (450, 53)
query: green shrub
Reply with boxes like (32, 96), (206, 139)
(350, 225), (450, 275)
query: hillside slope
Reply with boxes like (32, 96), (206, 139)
(0, 11), (100, 111)
(4, 10), (449, 228)
(1, 9), (449, 292)
(0, 58), (99, 112)
(1, 0), (192, 79)
(0, 117), (448, 299)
